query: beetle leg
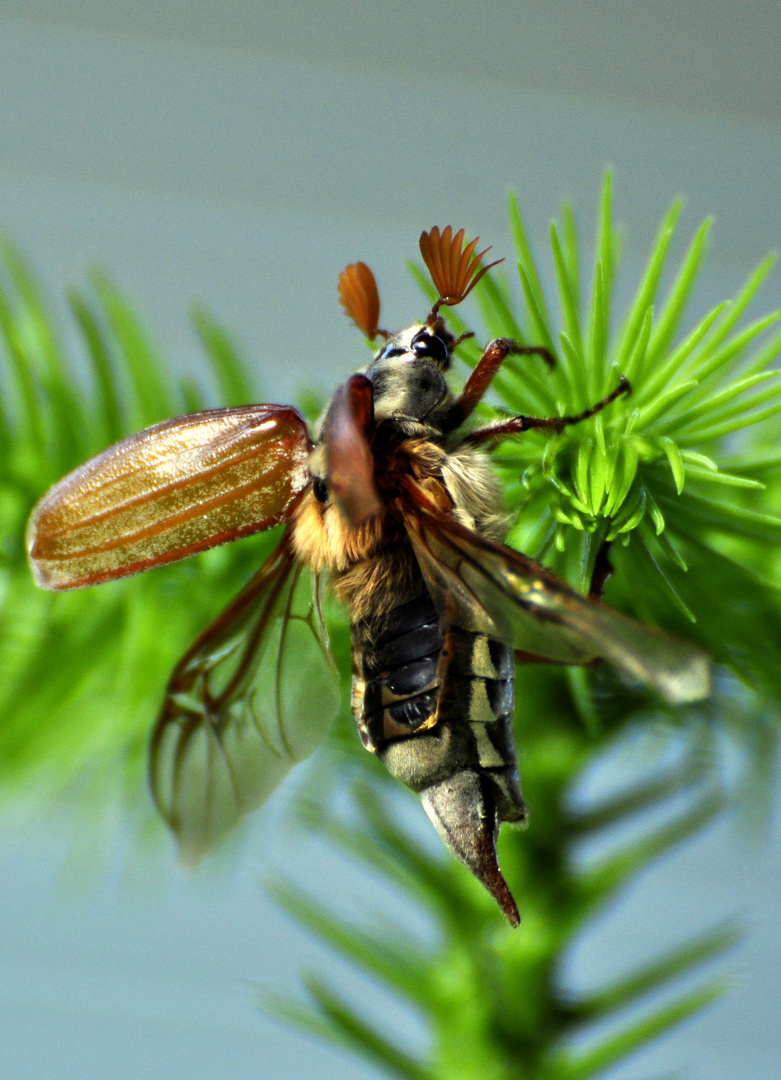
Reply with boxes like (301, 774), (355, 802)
(445, 338), (555, 429)
(588, 540), (614, 602)
(324, 374), (383, 524)
(462, 376), (631, 446)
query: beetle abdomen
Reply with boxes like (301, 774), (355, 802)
(352, 593), (525, 823)
(351, 589), (526, 924)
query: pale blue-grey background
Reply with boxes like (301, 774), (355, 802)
(1, 4), (780, 1078)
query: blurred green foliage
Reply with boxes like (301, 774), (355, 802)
(1, 175), (780, 1077)
(0, 247), (282, 825)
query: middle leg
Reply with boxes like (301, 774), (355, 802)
(463, 376), (631, 446)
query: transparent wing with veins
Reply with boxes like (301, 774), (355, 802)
(150, 534), (339, 863)
(400, 480), (710, 705)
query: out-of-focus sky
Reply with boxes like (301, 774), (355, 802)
(0, 4), (779, 1078)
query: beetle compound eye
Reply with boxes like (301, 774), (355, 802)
(379, 345), (406, 360)
(429, 336), (448, 361)
(312, 475), (330, 504)
(411, 332), (448, 362)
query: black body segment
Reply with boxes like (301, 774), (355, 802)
(354, 593), (443, 748)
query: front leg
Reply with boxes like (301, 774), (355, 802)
(463, 376), (631, 446)
(445, 338), (555, 430)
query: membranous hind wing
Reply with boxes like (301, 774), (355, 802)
(401, 483), (710, 705)
(26, 400), (334, 860)
(150, 534), (339, 863)
(27, 404), (312, 589)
